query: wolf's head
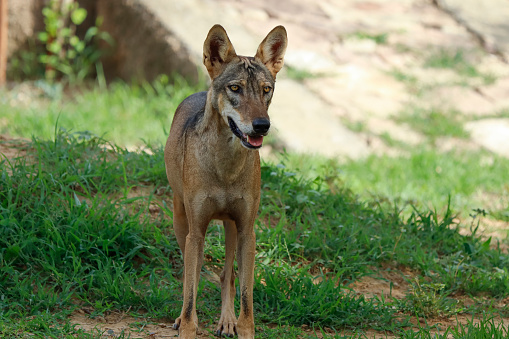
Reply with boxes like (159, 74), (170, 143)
(203, 25), (287, 150)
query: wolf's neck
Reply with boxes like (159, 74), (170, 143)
(194, 101), (257, 181)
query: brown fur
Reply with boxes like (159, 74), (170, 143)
(164, 25), (287, 338)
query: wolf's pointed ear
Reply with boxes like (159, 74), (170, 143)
(255, 26), (288, 79)
(203, 25), (237, 80)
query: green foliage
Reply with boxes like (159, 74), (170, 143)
(38, 0), (113, 83)
(6, 39), (46, 80)
(254, 264), (401, 330)
(343, 120), (367, 133)
(0, 75), (206, 146)
(257, 156), (509, 297)
(285, 65), (324, 82)
(350, 32), (388, 44)
(398, 279), (462, 318)
(424, 48), (495, 84)
(398, 316), (509, 338)
(446, 316), (509, 338)
(0, 131), (179, 321)
(425, 49), (474, 71)
(492, 205), (509, 222)
(306, 149), (509, 218)
(0, 129), (508, 336)
(396, 108), (469, 142)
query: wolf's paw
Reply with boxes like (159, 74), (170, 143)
(215, 315), (237, 337)
(172, 317), (181, 330)
(173, 317), (197, 338)
(236, 316), (254, 339)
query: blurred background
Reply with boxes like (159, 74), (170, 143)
(1, 0), (509, 229)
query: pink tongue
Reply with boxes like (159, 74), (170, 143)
(248, 135), (264, 147)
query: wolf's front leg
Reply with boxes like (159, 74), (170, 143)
(176, 231), (206, 338)
(235, 228), (256, 339)
(215, 220), (238, 337)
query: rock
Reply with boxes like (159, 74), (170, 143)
(374, 45), (417, 70)
(477, 55), (509, 78)
(435, 136), (482, 153)
(465, 119), (509, 157)
(97, 0), (200, 82)
(305, 65), (407, 120)
(148, 0), (260, 56)
(365, 118), (424, 146)
(407, 67), (462, 87)
(284, 50), (337, 73)
(6, 0), (45, 57)
(480, 77), (509, 112)
(419, 86), (495, 116)
(240, 8), (269, 22)
(437, 0), (509, 59)
(269, 79), (370, 159)
(342, 37), (378, 55)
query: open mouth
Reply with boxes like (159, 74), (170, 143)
(228, 118), (264, 149)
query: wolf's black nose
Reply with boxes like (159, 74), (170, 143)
(252, 118), (270, 134)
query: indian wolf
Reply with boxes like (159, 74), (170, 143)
(164, 24), (287, 338)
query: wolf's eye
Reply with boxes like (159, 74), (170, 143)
(229, 85), (240, 92)
(263, 86), (271, 93)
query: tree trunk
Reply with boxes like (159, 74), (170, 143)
(0, 0), (8, 84)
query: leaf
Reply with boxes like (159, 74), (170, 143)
(39, 54), (49, 64)
(42, 7), (52, 18)
(71, 8), (87, 25)
(296, 194), (308, 204)
(61, 27), (72, 38)
(38, 32), (49, 43)
(5, 245), (21, 261)
(67, 49), (77, 59)
(69, 36), (80, 47)
(56, 63), (73, 76)
(481, 237), (492, 251)
(463, 242), (474, 255)
(48, 41), (62, 54)
(75, 41), (86, 53)
(73, 192), (82, 206)
(84, 27), (99, 41)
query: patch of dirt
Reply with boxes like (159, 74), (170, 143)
(70, 310), (218, 338)
(70, 311), (178, 338)
(0, 135), (30, 161)
(70, 307), (509, 339)
(350, 269), (411, 300)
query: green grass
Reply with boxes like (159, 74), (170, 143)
(280, 150), (509, 221)
(424, 48), (496, 85)
(0, 75), (207, 147)
(493, 207), (509, 222)
(395, 108), (469, 142)
(1, 78), (508, 337)
(349, 32), (388, 45)
(284, 65), (324, 82)
(388, 69), (423, 96)
(1, 129), (508, 337)
(397, 279), (463, 318)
